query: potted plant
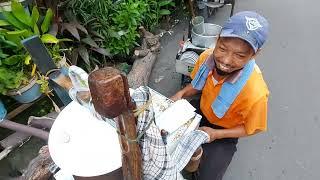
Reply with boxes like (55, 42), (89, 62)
(0, 99), (7, 120)
(0, 31), (41, 103)
(0, 0), (67, 103)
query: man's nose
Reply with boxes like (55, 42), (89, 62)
(221, 53), (233, 67)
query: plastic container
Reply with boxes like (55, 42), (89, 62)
(175, 51), (199, 76)
(6, 76), (42, 104)
(0, 100), (7, 121)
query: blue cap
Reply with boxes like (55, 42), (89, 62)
(220, 11), (269, 52)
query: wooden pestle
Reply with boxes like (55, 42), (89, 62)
(88, 67), (142, 180)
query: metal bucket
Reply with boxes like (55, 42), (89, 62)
(191, 16), (205, 34)
(191, 23), (222, 48)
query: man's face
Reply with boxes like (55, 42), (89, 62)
(213, 37), (256, 75)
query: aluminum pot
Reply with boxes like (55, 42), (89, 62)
(191, 23), (222, 48)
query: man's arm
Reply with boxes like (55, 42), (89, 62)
(170, 84), (200, 101)
(199, 125), (251, 143)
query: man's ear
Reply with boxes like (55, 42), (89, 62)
(252, 48), (262, 59)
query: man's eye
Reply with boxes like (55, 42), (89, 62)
(236, 54), (245, 58)
(219, 47), (226, 51)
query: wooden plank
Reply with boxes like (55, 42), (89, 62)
(21, 36), (72, 106)
(6, 102), (36, 120)
(21, 36), (56, 74)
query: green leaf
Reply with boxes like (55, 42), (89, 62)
(81, 36), (99, 48)
(78, 46), (90, 65)
(5, 34), (22, 46)
(41, 34), (59, 44)
(1, 38), (17, 47)
(159, 9), (171, 15)
(6, 29), (32, 38)
(31, 6), (40, 27)
(41, 9), (53, 33)
(2, 11), (26, 30)
(159, 0), (173, 7)
(108, 29), (120, 39)
(58, 38), (73, 42)
(0, 20), (10, 26)
(169, 2), (175, 6)
(0, 52), (9, 59)
(33, 24), (40, 35)
(117, 30), (126, 36)
(3, 55), (24, 65)
(11, 0), (32, 26)
(24, 55), (31, 65)
(6, 29), (28, 35)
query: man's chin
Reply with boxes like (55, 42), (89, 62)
(215, 67), (233, 76)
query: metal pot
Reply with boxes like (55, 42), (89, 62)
(191, 23), (222, 48)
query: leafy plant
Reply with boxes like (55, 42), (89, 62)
(142, 0), (176, 31)
(57, 11), (111, 71)
(65, 0), (146, 56)
(107, 1), (147, 55)
(36, 74), (50, 95)
(0, 30), (29, 95)
(0, 0), (66, 95)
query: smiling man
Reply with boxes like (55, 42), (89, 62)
(171, 11), (269, 180)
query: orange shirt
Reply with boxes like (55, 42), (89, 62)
(190, 49), (269, 135)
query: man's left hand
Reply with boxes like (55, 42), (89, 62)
(199, 126), (219, 143)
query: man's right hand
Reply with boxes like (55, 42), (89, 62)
(170, 91), (183, 102)
(170, 84), (200, 102)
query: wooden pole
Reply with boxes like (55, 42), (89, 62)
(188, 0), (196, 18)
(88, 67), (142, 180)
(0, 119), (49, 140)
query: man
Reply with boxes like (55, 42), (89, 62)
(171, 11), (270, 180)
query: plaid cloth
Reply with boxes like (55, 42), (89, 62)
(66, 66), (209, 179)
(132, 87), (209, 180)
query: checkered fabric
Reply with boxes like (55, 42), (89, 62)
(66, 65), (209, 179)
(132, 87), (209, 180)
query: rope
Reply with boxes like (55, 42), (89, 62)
(115, 98), (154, 143)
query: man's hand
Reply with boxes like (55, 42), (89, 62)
(170, 84), (200, 102)
(170, 91), (183, 102)
(200, 125), (248, 141)
(199, 126), (219, 143)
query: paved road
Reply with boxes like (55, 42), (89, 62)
(224, 0), (320, 179)
(150, 1), (320, 179)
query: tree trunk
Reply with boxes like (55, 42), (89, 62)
(127, 27), (160, 89)
(21, 146), (53, 180)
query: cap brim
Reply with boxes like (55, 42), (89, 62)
(220, 29), (258, 52)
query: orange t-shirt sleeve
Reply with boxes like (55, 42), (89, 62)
(244, 96), (269, 135)
(190, 49), (213, 79)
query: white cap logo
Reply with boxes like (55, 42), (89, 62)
(245, 16), (262, 31)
